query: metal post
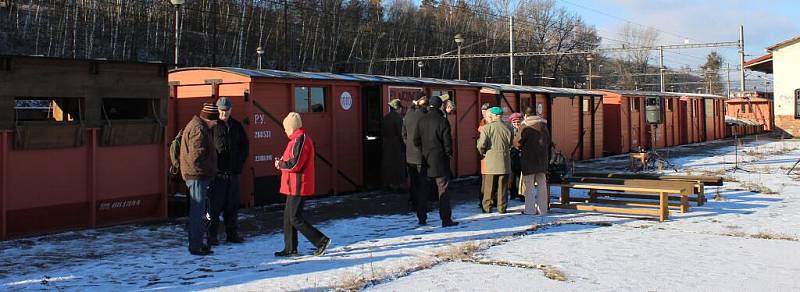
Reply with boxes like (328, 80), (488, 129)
(739, 25), (746, 92)
(174, 4), (181, 68)
(588, 61), (592, 89)
(726, 63), (731, 97)
(659, 46), (665, 92)
(509, 16), (515, 85)
(457, 45), (462, 80)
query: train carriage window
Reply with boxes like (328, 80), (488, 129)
(102, 98), (161, 120)
(667, 99), (673, 111)
(14, 97), (83, 122)
(741, 103), (746, 113)
(294, 86), (326, 113)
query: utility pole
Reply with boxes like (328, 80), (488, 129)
(509, 16), (515, 85)
(726, 63), (731, 97)
(739, 25), (746, 93)
(659, 46), (665, 92)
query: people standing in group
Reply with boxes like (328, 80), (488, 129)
(208, 97), (249, 246)
(477, 103), (492, 208)
(382, 99), (406, 192)
(477, 107), (513, 214)
(414, 96), (459, 227)
(514, 107), (552, 215)
(180, 102), (219, 256)
(508, 113), (524, 202)
(274, 112), (331, 257)
(403, 96), (429, 224)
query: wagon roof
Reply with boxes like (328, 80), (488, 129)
(472, 82), (601, 96)
(594, 89), (725, 99)
(171, 67), (476, 87)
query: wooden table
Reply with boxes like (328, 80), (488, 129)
(550, 183), (689, 222)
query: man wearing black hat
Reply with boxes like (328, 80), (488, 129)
(414, 96), (458, 227)
(180, 102), (219, 256)
(208, 97), (249, 245)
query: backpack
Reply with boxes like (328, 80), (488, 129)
(169, 129), (184, 175)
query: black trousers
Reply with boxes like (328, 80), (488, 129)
(209, 174), (241, 238)
(426, 175), (453, 223)
(283, 195), (326, 251)
(408, 163), (429, 222)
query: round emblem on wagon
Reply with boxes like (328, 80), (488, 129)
(537, 103), (543, 115)
(340, 91), (353, 110)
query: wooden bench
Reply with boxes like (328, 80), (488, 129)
(571, 172), (723, 206)
(550, 183), (689, 222)
(565, 177), (702, 208)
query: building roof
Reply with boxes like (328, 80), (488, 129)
(725, 116), (762, 126)
(743, 53), (773, 74)
(767, 35), (800, 51)
(473, 82), (601, 96)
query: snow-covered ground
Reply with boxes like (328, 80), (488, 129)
(2, 136), (799, 291)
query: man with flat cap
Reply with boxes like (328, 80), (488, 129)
(209, 97), (249, 245)
(382, 98), (406, 192)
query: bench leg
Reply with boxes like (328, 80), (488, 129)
(588, 189), (598, 203)
(659, 192), (669, 222)
(560, 186), (571, 206)
(697, 184), (706, 206)
(680, 195), (689, 213)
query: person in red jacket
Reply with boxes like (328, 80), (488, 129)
(273, 112), (330, 257)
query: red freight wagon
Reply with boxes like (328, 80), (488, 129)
(677, 93), (726, 144)
(726, 91), (774, 133)
(598, 90), (683, 155)
(169, 68), (483, 206)
(475, 83), (604, 161)
(0, 55), (169, 240)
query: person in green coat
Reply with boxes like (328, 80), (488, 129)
(477, 107), (513, 213)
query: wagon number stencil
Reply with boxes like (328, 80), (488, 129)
(340, 91), (353, 111)
(254, 113), (266, 125)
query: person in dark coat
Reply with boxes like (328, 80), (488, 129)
(208, 97), (249, 246)
(514, 107), (552, 215)
(403, 96), (429, 224)
(274, 112), (331, 257)
(382, 99), (406, 191)
(508, 113), (524, 202)
(180, 102), (218, 256)
(414, 96), (458, 227)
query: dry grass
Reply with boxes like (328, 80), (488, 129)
(723, 231), (797, 241)
(433, 242), (482, 262)
(751, 232), (796, 241)
(543, 266), (568, 281)
(698, 169), (726, 177)
(739, 181), (776, 194)
(722, 175), (739, 183)
(471, 259), (568, 282)
(742, 149), (767, 160)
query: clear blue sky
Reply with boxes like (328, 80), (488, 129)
(550, 0), (799, 70)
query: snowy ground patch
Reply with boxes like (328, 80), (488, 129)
(1, 136), (799, 291)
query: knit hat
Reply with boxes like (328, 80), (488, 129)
(216, 97), (232, 110)
(388, 99), (402, 110)
(429, 96), (443, 108)
(439, 93), (450, 101)
(282, 112), (302, 136)
(509, 112), (523, 122)
(489, 106), (503, 115)
(200, 102), (219, 120)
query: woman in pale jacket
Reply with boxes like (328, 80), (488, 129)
(513, 107), (551, 215)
